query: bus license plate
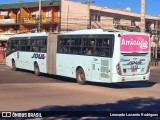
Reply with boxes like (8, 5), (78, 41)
(131, 68), (137, 72)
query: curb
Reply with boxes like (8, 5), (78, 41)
(150, 67), (160, 71)
(0, 63), (6, 65)
(0, 59), (6, 65)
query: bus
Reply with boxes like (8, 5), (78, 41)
(6, 29), (151, 84)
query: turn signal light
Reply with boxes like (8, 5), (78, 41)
(116, 62), (121, 75)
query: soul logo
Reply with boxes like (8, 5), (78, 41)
(31, 53), (45, 59)
(127, 61), (142, 65)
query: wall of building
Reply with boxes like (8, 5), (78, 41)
(90, 5), (158, 33)
(61, 0), (89, 32)
(0, 2), (61, 33)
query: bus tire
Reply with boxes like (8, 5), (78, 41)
(76, 68), (86, 85)
(34, 63), (40, 76)
(12, 60), (17, 71)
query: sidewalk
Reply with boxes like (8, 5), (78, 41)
(150, 66), (160, 72)
(0, 59), (5, 65)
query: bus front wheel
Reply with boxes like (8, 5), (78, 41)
(12, 60), (17, 71)
(76, 68), (86, 85)
(34, 63), (40, 76)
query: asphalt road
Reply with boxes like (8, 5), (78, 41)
(0, 65), (160, 119)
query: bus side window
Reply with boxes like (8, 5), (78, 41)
(69, 38), (81, 54)
(63, 46), (69, 53)
(83, 39), (87, 46)
(31, 41), (38, 52)
(89, 39), (95, 47)
(39, 39), (47, 53)
(96, 39), (102, 47)
(85, 48), (92, 55)
(103, 39), (110, 47)
(102, 38), (112, 57)
(11, 40), (18, 51)
(11, 46), (16, 52)
(58, 39), (64, 53)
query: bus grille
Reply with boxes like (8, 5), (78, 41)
(101, 73), (109, 78)
(101, 66), (109, 72)
(101, 60), (109, 78)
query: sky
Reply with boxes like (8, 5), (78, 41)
(0, 0), (160, 16)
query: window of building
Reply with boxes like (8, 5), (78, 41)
(32, 10), (39, 18)
(113, 17), (120, 24)
(131, 20), (136, 26)
(91, 14), (101, 22)
(5, 27), (10, 33)
(46, 9), (52, 17)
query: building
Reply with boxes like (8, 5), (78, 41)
(0, 1), (60, 34)
(61, 0), (89, 31)
(0, 0), (159, 34)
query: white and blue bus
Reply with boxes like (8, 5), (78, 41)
(6, 29), (151, 84)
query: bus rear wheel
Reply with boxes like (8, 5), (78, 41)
(12, 60), (17, 71)
(76, 68), (86, 85)
(34, 63), (40, 76)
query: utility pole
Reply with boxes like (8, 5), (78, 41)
(92, 6), (107, 29)
(88, 0), (91, 29)
(84, 0), (94, 29)
(38, 0), (41, 32)
(140, 0), (145, 32)
(67, 5), (69, 32)
(155, 19), (159, 59)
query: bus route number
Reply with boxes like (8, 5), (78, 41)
(131, 65), (138, 69)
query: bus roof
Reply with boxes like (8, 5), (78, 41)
(10, 32), (47, 38)
(61, 29), (149, 36)
(9, 29), (149, 39)
(62, 29), (104, 35)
